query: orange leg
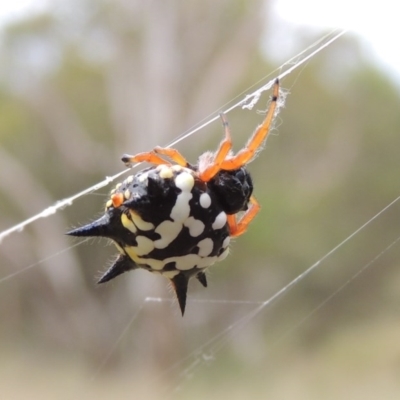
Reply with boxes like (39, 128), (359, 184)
(122, 146), (190, 168)
(121, 152), (170, 168)
(227, 196), (260, 237)
(198, 113), (233, 181)
(221, 78), (279, 171)
(153, 146), (190, 167)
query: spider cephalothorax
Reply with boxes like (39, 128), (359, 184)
(67, 78), (279, 315)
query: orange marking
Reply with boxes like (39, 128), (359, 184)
(111, 193), (124, 208)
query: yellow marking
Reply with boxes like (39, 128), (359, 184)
(123, 246), (141, 264)
(158, 165), (174, 179)
(121, 213), (137, 233)
(114, 243), (125, 254)
(125, 253), (220, 273)
(105, 199), (113, 210)
(172, 254), (209, 270)
(115, 183), (122, 189)
(129, 210), (155, 231)
(110, 188), (116, 195)
(161, 270), (179, 279)
(125, 251), (164, 270)
(124, 189), (131, 200)
(172, 165), (182, 172)
(134, 235), (155, 256)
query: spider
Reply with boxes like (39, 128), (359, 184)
(67, 78), (279, 315)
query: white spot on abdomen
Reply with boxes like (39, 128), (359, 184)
(222, 236), (230, 249)
(154, 220), (182, 249)
(170, 192), (192, 222)
(125, 175), (134, 184)
(175, 171), (194, 192)
(197, 255), (218, 268)
(212, 211), (227, 230)
(217, 248), (229, 261)
(199, 193), (211, 208)
(170, 171), (194, 223)
(197, 238), (213, 257)
(138, 171), (149, 183)
(184, 217), (204, 237)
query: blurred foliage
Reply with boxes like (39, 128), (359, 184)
(1, 0), (400, 399)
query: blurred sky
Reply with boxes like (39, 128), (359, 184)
(272, 0), (400, 80)
(0, 0), (397, 79)
(0, 0), (47, 23)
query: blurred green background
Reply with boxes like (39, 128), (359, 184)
(1, 1), (400, 399)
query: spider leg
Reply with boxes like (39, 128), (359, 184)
(153, 146), (190, 167)
(221, 78), (279, 171)
(227, 196), (260, 237)
(121, 152), (170, 168)
(198, 113), (233, 181)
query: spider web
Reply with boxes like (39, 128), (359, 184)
(85, 193), (400, 397)
(0, 28), (345, 244)
(2, 27), (400, 398)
